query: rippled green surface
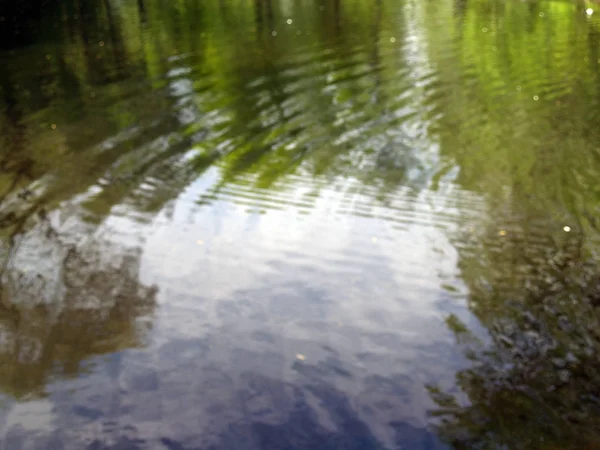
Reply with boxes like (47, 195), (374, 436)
(1, 0), (600, 448)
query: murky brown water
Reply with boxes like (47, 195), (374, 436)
(1, 0), (600, 448)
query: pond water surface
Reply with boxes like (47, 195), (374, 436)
(2, 0), (600, 448)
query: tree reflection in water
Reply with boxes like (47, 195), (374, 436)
(429, 227), (600, 450)
(0, 214), (157, 400)
(3, 0), (600, 448)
